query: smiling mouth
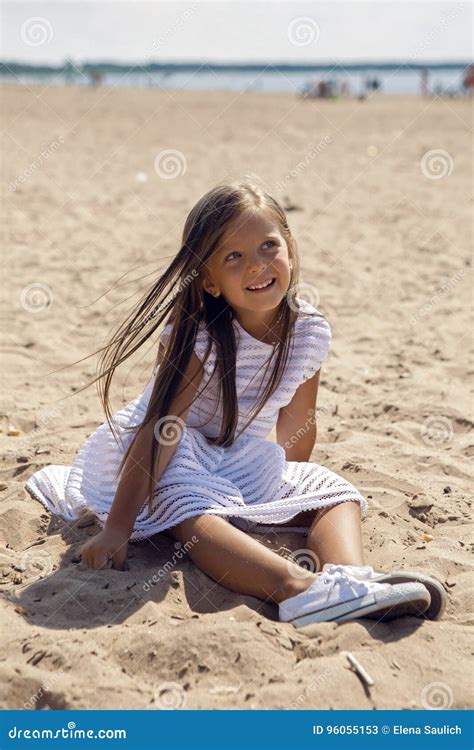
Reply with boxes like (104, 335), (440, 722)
(245, 277), (276, 292)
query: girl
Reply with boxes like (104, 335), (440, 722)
(25, 179), (446, 628)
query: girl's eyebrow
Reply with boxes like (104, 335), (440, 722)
(218, 234), (280, 255)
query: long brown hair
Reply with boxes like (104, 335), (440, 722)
(70, 178), (314, 513)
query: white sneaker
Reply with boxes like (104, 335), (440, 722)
(334, 564), (446, 620)
(279, 563), (431, 628)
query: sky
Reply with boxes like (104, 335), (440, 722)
(1, 1), (472, 65)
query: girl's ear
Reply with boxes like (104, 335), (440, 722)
(200, 268), (219, 298)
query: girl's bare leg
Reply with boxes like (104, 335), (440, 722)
(305, 501), (365, 568)
(164, 514), (317, 604)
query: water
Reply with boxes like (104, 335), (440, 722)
(0, 63), (468, 97)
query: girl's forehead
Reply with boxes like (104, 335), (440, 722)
(220, 209), (281, 245)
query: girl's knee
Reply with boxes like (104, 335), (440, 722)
(165, 513), (222, 543)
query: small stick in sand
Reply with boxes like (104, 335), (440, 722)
(343, 650), (375, 687)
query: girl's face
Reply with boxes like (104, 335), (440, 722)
(201, 208), (292, 318)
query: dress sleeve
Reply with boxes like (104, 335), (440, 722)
(156, 320), (217, 377)
(299, 309), (332, 382)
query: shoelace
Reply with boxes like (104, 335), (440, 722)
(320, 565), (367, 596)
(323, 563), (373, 578)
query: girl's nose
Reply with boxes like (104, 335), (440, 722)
(247, 254), (267, 273)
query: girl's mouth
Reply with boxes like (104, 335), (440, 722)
(245, 277), (276, 293)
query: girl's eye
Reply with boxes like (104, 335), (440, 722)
(224, 241), (276, 262)
(224, 251), (240, 261)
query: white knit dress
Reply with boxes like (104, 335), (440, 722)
(25, 299), (368, 540)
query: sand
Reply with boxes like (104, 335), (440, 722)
(0, 83), (472, 710)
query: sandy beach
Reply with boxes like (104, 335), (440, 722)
(1, 83), (472, 710)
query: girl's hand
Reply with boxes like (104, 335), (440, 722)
(80, 525), (130, 571)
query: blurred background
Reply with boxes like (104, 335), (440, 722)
(1, 1), (472, 97)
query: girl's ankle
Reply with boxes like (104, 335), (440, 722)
(276, 572), (319, 603)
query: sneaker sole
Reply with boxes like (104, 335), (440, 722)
(371, 571), (446, 620)
(289, 586), (430, 628)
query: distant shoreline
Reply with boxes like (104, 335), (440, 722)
(2, 59), (470, 98)
(0, 59), (470, 75)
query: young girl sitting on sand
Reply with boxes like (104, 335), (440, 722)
(25, 179), (446, 627)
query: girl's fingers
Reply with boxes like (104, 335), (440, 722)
(111, 552), (127, 571)
(81, 544), (126, 571)
(86, 550), (106, 569)
(111, 548), (128, 570)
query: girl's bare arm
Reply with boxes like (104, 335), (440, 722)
(276, 368), (321, 462)
(81, 347), (204, 568)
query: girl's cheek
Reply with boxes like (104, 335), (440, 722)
(226, 265), (244, 283)
(273, 249), (288, 264)
(274, 256), (290, 273)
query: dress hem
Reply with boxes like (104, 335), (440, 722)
(25, 478), (368, 541)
